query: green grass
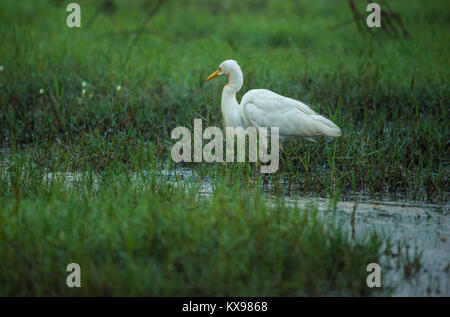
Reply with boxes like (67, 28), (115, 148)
(0, 160), (391, 296)
(1, 0), (448, 201)
(0, 0), (448, 296)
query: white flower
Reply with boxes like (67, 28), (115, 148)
(116, 85), (122, 92)
(39, 88), (44, 95)
(0, 65), (3, 72)
(82, 81), (86, 88)
(82, 89), (86, 96)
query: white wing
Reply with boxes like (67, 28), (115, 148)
(239, 89), (341, 139)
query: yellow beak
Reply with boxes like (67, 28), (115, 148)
(206, 69), (220, 81)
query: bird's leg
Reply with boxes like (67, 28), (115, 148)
(278, 142), (288, 163)
(255, 130), (269, 173)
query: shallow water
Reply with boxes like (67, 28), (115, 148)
(280, 195), (449, 296)
(156, 167), (450, 296)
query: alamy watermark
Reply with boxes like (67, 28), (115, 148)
(65, 2), (381, 29)
(66, 263), (81, 287)
(66, 3), (81, 28)
(366, 263), (381, 288)
(171, 119), (280, 173)
(366, 3), (381, 28)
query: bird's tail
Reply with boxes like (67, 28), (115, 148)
(311, 115), (342, 138)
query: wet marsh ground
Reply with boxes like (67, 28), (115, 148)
(0, 0), (449, 295)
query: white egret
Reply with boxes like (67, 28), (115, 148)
(206, 60), (341, 142)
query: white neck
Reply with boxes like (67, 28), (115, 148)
(221, 68), (243, 127)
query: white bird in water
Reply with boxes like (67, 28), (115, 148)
(206, 60), (341, 142)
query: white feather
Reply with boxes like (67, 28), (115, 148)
(208, 60), (341, 141)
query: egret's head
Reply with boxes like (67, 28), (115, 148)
(206, 60), (240, 81)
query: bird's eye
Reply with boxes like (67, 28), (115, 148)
(218, 67), (222, 73)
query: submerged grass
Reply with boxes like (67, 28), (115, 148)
(0, 0), (448, 295)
